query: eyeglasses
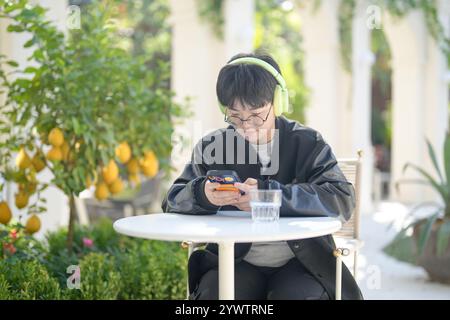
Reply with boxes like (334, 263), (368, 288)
(224, 105), (273, 128)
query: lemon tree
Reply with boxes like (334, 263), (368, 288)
(0, 0), (186, 250)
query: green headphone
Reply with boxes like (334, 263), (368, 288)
(218, 57), (290, 117)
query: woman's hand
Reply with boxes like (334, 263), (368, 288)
(233, 178), (258, 212)
(204, 180), (240, 207)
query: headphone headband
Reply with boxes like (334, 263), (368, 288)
(227, 57), (287, 88)
(218, 56), (290, 116)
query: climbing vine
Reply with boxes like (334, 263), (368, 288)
(338, 0), (356, 71)
(195, 0), (224, 39)
(338, 0), (449, 71)
(195, 0), (450, 71)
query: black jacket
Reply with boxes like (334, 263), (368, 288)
(161, 116), (363, 300)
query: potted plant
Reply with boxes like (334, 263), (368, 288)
(384, 132), (450, 284)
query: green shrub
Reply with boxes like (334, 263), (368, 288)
(115, 240), (187, 300)
(42, 246), (79, 289)
(44, 217), (122, 286)
(0, 259), (61, 299)
(1, 217), (188, 300)
(67, 252), (121, 300)
(46, 217), (130, 255)
(0, 274), (12, 300)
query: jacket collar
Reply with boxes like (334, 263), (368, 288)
(221, 116), (286, 180)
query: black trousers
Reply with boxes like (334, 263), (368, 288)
(192, 258), (330, 300)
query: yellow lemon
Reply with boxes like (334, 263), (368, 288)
(102, 160), (119, 185)
(139, 151), (159, 178)
(115, 142), (132, 164)
(25, 214), (41, 234)
(0, 201), (12, 225)
(61, 141), (70, 161)
(126, 158), (140, 174)
(31, 151), (46, 172)
(46, 147), (63, 161)
(15, 192), (29, 209)
(143, 150), (156, 161)
(16, 147), (32, 170)
(108, 178), (124, 194)
(48, 128), (64, 147)
(95, 182), (110, 200)
(140, 161), (158, 178)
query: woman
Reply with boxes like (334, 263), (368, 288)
(162, 53), (363, 300)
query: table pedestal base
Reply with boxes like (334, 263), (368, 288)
(218, 242), (235, 300)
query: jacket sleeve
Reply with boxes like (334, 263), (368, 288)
(161, 142), (220, 215)
(259, 136), (355, 222)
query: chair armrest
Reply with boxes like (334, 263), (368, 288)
(333, 237), (365, 254)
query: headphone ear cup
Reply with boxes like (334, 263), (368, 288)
(273, 85), (282, 116)
(282, 88), (290, 114)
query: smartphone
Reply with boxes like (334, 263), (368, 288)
(206, 170), (245, 195)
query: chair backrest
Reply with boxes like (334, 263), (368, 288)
(333, 150), (363, 240)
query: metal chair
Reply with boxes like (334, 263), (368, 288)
(181, 150), (364, 300)
(332, 149), (364, 300)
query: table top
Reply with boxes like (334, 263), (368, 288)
(113, 211), (342, 243)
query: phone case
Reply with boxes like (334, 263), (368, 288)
(206, 170), (244, 194)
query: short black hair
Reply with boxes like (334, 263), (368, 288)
(216, 52), (282, 111)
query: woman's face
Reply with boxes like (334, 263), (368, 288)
(226, 102), (276, 144)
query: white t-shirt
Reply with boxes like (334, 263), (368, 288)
(243, 139), (295, 267)
(254, 139), (273, 168)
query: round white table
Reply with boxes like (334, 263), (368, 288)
(113, 211), (342, 300)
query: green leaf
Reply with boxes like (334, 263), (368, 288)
(436, 219), (450, 257)
(72, 118), (81, 135)
(417, 211), (440, 256)
(383, 229), (418, 265)
(444, 133), (450, 197)
(402, 162), (448, 203)
(4, 2), (26, 14)
(5, 60), (19, 67)
(32, 49), (44, 61)
(425, 137), (444, 184)
(23, 66), (38, 74)
(23, 38), (35, 48)
(100, 152), (108, 168)
(6, 24), (24, 33)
